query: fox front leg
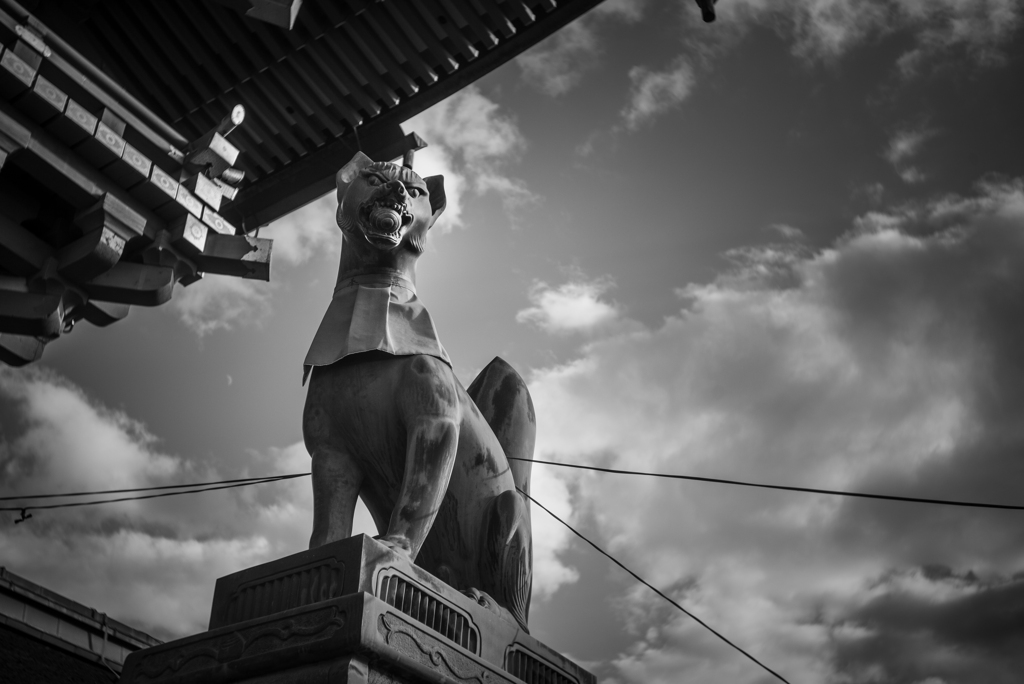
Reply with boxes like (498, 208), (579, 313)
(381, 355), (461, 559)
(303, 370), (365, 549)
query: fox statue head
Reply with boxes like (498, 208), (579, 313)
(335, 151), (446, 254)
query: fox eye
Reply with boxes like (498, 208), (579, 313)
(407, 187), (424, 198)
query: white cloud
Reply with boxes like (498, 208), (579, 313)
(621, 57), (696, 130)
(0, 366), (316, 639)
(898, 167), (926, 184)
(706, 0), (1021, 67)
(619, 0), (1022, 130)
(886, 126), (937, 184)
(261, 88), (530, 258)
(885, 128), (933, 166)
(517, 21), (600, 97)
(259, 86), (530, 254)
(171, 274), (272, 337)
(261, 192), (338, 266)
(786, 0), (890, 61)
(859, 182), (886, 205)
(0, 364), (563, 638)
(894, 0), (1022, 76)
(404, 86), (533, 231)
(517, 1), (646, 97)
(530, 466), (579, 598)
(595, 0), (648, 22)
(767, 224), (805, 240)
(528, 178), (1024, 682)
(517, 279), (622, 334)
(8, 180), (1024, 683)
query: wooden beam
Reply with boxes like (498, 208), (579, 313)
(46, 98), (96, 147)
(152, 181), (203, 222)
(81, 261), (174, 306)
(0, 333), (45, 367)
(195, 233), (271, 281)
(57, 225), (125, 282)
(181, 172), (223, 212)
(0, 98), (164, 234)
(168, 213), (209, 253)
(1, 5), (191, 152)
(183, 130), (239, 180)
(222, 127), (424, 229)
(105, 141), (153, 189)
(74, 119), (126, 168)
(200, 207), (237, 235)
(215, 0), (604, 227)
(81, 300), (129, 326)
(0, 11), (186, 181)
(0, 213), (49, 274)
(74, 193), (148, 242)
(130, 162), (179, 212)
(15, 75), (67, 125)
(0, 44), (36, 100)
(0, 288), (62, 336)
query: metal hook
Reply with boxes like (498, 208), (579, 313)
(14, 508), (32, 524)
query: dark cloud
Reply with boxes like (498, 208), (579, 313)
(833, 569), (1024, 683)
(0, 365), (317, 639)
(528, 179), (1024, 683)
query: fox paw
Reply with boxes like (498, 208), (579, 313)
(373, 534), (413, 557)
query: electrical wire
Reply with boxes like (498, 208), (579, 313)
(9, 453), (1006, 683)
(4, 450), (1014, 684)
(0, 473), (309, 502)
(7, 455), (1022, 513)
(518, 486), (791, 684)
(508, 457), (1024, 511)
(0, 475), (309, 513)
(8, 456), (1004, 680)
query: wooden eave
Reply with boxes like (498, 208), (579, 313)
(23, 0), (606, 228)
(0, 0), (605, 366)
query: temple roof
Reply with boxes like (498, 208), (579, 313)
(0, 0), (604, 365)
(23, 0), (605, 227)
(0, 566), (160, 680)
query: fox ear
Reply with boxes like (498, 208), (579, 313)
(424, 175), (446, 225)
(336, 152), (374, 199)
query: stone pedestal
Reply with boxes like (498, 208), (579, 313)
(120, 535), (595, 684)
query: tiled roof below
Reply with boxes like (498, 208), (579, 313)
(0, 622), (118, 684)
(0, 567), (161, 678)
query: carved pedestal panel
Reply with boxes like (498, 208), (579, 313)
(120, 535), (595, 684)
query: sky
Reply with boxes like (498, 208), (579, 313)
(3, 1), (1024, 682)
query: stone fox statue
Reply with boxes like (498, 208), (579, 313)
(301, 152), (535, 631)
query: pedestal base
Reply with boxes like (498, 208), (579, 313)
(120, 535), (594, 684)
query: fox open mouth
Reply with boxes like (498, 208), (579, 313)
(361, 198), (414, 245)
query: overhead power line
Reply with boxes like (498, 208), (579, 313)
(509, 457), (1024, 511)
(4, 468), (791, 680)
(7, 457), (1003, 681)
(6, 455), (1022, 515)
(0, 474), (309, 514)
(518, 486), (791, 684)
(0, 473), (309, 502)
